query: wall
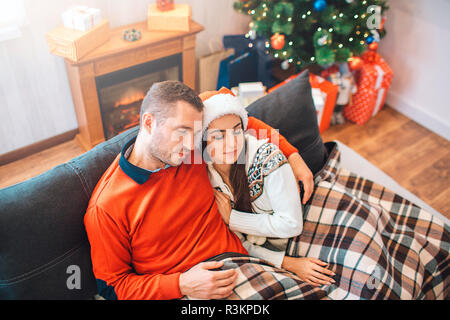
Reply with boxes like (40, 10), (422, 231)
(378, 0), (450, 140)
(0, 0), (251, 154)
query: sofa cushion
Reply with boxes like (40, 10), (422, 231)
(0, 127), (139, 299)
(246, 70), (328, 174)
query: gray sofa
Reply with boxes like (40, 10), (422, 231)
(0, 126), (140, 299)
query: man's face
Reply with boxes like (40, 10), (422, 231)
(147, 100), (203, 166)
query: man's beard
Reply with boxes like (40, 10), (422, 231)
(148, 132), (188, 167)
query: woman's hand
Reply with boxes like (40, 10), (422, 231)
(214, 190), (232, 225)
(287, 152), (314, 205)
(282, 256), (336, 287)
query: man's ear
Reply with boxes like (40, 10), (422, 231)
(141, 112), (154, 134)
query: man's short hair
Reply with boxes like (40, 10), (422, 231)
(140, 80), (204, 126)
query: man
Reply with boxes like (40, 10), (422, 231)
(84, 81), (314, 300)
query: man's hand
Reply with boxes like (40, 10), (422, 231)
(214, 190), (232, 225)
(179, 261), (238, 299)
(287, 152), (314, 205)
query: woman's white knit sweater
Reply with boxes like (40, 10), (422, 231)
(207, 134), (303, 267)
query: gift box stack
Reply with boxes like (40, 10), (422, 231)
(342, 50), (394, 125)
(46, 6), (110, 62)
(268, 72), (338, 133)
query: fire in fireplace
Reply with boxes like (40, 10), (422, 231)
(95, 54), (182, 140)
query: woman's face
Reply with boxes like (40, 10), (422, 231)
(205, 114), (245, 165)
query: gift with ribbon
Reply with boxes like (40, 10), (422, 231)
(268, 72), (338, 133)
(62, 6), (102, 32)
(342, 50), (393, 125)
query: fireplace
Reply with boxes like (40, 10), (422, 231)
(62, 20), (204, 151)
(96, 54), (182, 140)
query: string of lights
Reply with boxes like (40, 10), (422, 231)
(234, 0), (388, 68)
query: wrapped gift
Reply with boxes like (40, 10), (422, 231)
(321, 64), (357, 107)
(268, 72), (338, 133)
(343, 51), (393, 125)
(231, 82), (266, 107)
(46, 19), (110, 62)
(61, 6), (102, 32)
(148, 3), (191, 32)
(309, 73), (339, 133)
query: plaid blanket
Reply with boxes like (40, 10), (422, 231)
(205, 142), (450, 300)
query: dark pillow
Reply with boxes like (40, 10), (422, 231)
(246, 70), (328, 175)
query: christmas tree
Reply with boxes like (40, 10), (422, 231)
(234, 0), (389, 68)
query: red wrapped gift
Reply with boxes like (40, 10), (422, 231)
(343, 51), (393, 125)
(268, 72), (338, 133)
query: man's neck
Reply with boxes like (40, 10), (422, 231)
(128, 136), (167, 172)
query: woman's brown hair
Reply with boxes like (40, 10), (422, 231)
(229, 154), (253, 213)
(230, 119), (252, 212)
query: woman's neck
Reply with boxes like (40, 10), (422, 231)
(213, 163), (232, 182)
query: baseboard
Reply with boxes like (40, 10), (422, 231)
(386, 91), (450, 141)
(0, 129), (79, 166)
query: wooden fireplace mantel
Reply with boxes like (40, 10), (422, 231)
(64, 20), (204, 151)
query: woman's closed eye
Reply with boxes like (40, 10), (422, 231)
(211, 133), (224, 141)
(232, 128), (243, 135)
(210, 127), (242, 141)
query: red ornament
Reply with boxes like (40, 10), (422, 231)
(157, 0), (175, 11)
(369, 42), (379, 51)
(348, 57), (363, 70)
(271, 33), (285, 50)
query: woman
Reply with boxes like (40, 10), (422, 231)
(199, 88), (336, 287)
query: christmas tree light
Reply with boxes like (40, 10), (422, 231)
(233, 0), (389, 68)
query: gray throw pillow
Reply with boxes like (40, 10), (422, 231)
(246, 70), (328, 175)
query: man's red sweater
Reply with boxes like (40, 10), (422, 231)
(84, 117), (298, 300)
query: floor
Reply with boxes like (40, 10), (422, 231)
(0, 106), (449, 219)
(321, 106), (450, 219)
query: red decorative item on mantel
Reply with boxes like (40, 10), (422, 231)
(156, 0), (174, 11)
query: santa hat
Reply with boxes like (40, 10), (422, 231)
(199, 87), (248, 135)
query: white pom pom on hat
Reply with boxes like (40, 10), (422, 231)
(199, 87), (248, 135)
